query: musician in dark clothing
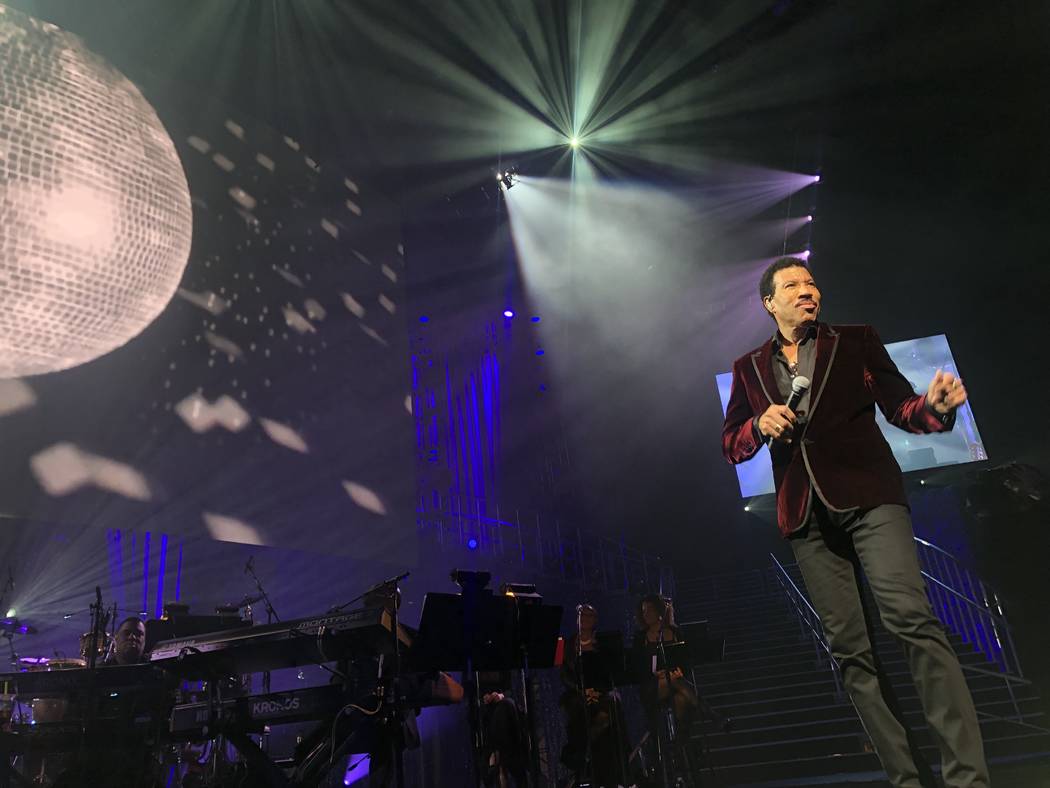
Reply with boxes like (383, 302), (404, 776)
(296, 587), (464, 788)
(633, 595), (696, 729)
(476, 671), (529, 788)
(107, 616), (148, 665)
(632, 594), (698, 783)
(559, 605), (629, 788)
(51, 617), (160, 788)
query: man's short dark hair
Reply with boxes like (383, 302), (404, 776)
(759, 257), (810, 302)
(117, 616), (144, 631)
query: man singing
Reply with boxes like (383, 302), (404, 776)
(721, 257), (989, 788)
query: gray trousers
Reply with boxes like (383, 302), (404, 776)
(789, 500), (990, 788)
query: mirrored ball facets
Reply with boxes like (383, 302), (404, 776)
(0, 6), (193, 378)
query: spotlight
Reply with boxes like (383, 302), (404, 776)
(800, 250), (811, 259)
(535, 349), (545, 356)
(503, 309), (515, 318)
(530, 316), (541, 323)
(498, 166), (519, 191)
(569, 136), (580, 149)
(5, 609), (14, 618)
(813, 175), (821, 183)
(743, 506), (750, 512)
(466, 537), (479, 551)
(806, 215), (814, 222)
(419, 315), (429, 323)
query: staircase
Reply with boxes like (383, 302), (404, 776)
(674, 563), (1050, 787)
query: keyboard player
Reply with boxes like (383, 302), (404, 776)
(48, 618), (163, 788)
(105, 617), (149, 666)
(298, 586), (464, 788)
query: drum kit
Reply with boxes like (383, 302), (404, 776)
(0, 627), (114, 728)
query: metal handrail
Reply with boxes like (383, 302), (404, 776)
(769, 553), (843, 699)
(769, 544), (1046, 731)
(919, 571), (1001, 618)
(912, 537), (1024, 680)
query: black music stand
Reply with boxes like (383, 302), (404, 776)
(679, 620), (725, 665)
(508, 598), (561, 786)
(577, 648), (619, 693)
(416, 588), (513, 788)
(415, 589), (561, 788)
(415, 591), (518, 673)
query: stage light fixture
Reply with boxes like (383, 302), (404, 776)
(503, 309), (515, 318)
(569, 136), (580, 149)
(813, 175), (821, 183)
(466, 537), (479, 551)
(800, 250), (811, 259)
(498, 166), (519, 191)
(806, 215), (814, 222)
(5, 609), (14, 618)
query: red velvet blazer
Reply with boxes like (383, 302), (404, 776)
(721, 323), (954, 536)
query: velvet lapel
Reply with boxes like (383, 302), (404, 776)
(806, 323), (839, 424)
(750, 342), (782, 406)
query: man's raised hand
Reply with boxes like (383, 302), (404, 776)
(926, 369), (967, 415)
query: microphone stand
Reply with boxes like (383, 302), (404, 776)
(244, 557), (278, 695)
(0, 570), (15, 669)
(87, 586), (105, 671)
(328, 571), (411, 614)
(574, 607), (596, 788)
(654, 618), (678, 788)
(0, 568), (13, 622)
(389, 585), (406, 788)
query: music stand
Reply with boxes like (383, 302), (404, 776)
(415, 591), (562, 788)
(679, 619), (725, 665)
(414, 592), (518, 672)
(513, 602), (562, 669)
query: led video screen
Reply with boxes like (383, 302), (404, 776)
(715, 334), (986, 498)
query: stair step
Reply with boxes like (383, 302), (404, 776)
(696, 712), (1048, 753)
(703, 696), (1046, 733)
(670, 564), (1050, 786)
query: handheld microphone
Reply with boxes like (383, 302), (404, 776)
(766, 375), (811, 446)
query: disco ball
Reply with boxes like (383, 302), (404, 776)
(0, 5), (192, 378)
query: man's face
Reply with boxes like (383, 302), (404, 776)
(766, 266), (821, 328)
(114, 620), (146, 664)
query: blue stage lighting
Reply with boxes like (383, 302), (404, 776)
(467, 537), (479, 550)
(503, 309), (514, 318)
